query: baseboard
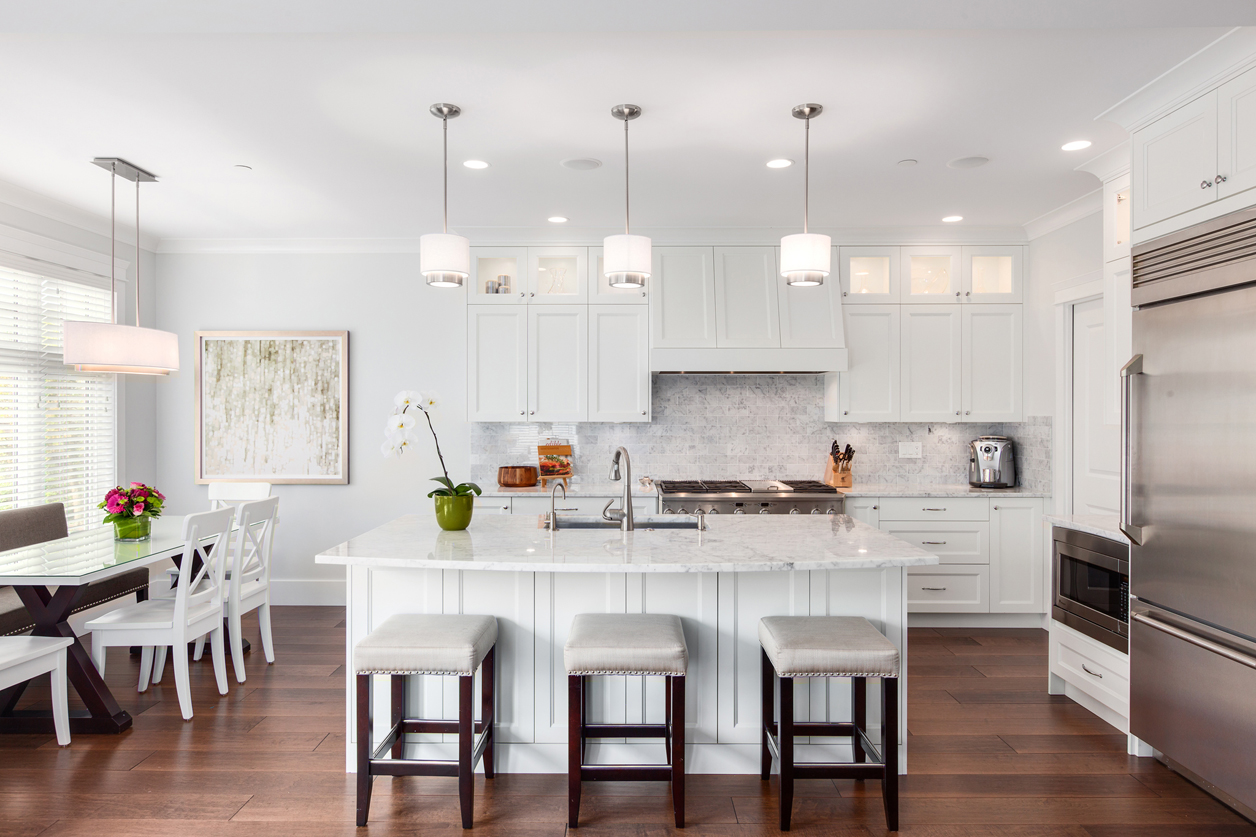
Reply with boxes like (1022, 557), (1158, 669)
(270, 578), (346, 606)
(909, 612), (1050, 629)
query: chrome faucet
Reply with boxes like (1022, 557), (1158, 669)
(602, 447), (635, 532)
(546, 481), (567, 531)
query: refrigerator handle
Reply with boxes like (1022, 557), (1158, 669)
(1131, 610), (1256, 671)
(1120, 354), (1145, 545)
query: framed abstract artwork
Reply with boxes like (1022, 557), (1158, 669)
(195, 330), (349, 484)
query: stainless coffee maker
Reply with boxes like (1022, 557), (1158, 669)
(968, 436), (1016, 488)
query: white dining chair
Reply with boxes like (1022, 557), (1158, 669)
(209, 482), (272, 511)
(86, 507), (234, 721)
(0, 636), (73, 746)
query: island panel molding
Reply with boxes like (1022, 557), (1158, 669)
(196, 330), (349, 484)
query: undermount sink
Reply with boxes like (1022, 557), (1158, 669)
(551, 518), (702, 531)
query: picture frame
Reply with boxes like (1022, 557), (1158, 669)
(195, 330), (349, 484)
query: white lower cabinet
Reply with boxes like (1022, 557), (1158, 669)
(879, 520), (989, 565)
(843, 498), (880, 527)
(907, 565), (989, 613)
(589, 305), (650, 422)
(510, 495), (654, 518)
(473, 497), (514, 515)
(1049, 620), (1130, 724)
(989, 498), (1044, 612)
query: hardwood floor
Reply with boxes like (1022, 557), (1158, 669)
(3, 609), (1253, 836)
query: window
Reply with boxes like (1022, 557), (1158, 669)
(0, 263), (115, 532)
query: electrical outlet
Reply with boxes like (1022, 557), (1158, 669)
(899, 442), (923, 459)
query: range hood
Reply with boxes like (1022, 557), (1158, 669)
(650, 347), (847, 374)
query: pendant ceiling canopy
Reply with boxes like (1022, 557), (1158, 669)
(780, 104), (831, 287)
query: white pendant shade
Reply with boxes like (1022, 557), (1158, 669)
(603, 233), (651, 288)
(780, 232), (831, 286)
(63, 321), (180, 376)
(420, 232), (470, 287)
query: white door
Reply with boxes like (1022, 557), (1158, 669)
(1218, 65), (1256, 201)
(467, 307), (528, 421)
(989, 499), (1044, 613)
(651, 247), (717, 348)
(900, 246), (961, 304)
(839, 246), (900, 304)
(837, 305), (900, 422)
(961, 304), (1023, 422)
(527, 246), (588, 304)
(588, 305), (650, 422)
(713, 247), (780, 348)
(844, 498), (879, 527)
(588, 247), (650, 305)
(1072, 298), (1120, 514)
(528, 305), (587, 422)
(901, 305), (962, 422)
(777, 247), (845, 348)
(961, 246), (1023, 303)
(1132, 90), (1218, 230)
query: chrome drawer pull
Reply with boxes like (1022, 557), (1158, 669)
(920, 586), (947, 591)
(923, 508), (947, 512)
(922, 541), (947, 545)
(1081, 664), (1103, 679)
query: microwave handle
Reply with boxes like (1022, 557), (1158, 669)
(1120, 354), (1145, 546)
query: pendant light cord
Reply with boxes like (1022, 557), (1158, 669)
(110, 163), (116, 325)
(135, 179), (141, 327)
(803, 116), (810, 235)
(442, 115), (449, 234)
(624, 117), (631, 235)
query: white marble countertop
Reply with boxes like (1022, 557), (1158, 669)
(1044, 514), (1128, 544)
(480, 481), (1050, 499)
(480, 481), (627, 497)
(316, 514), (940, 574)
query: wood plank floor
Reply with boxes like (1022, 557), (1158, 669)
(4, 608), (1253, 836)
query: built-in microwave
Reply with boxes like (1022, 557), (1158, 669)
(1052, 526), (1130, 653)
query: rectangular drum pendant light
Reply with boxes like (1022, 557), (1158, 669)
(780, 104), (831, 287)
(421, 103), (471, 287)
(63, 158), (179, 375)
(604, 104), (651, 289)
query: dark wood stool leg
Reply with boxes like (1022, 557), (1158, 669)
(581, 674), (590, 765)
(568, 674), (583, 828)
(760, 648), (774, 780)
(356, 674), (373, 827)
(665, 676), (673, 765)
(671, 674), (686, 828)
(391, 675), (406, 759)
(882, 677), (899, 832)
(459, 674), (475, 829)
(779, 675), (794, 832)
(851, 676), (867, 764)
(482, 646), (496, 779)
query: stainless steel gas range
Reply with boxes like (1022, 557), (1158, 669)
(654, 480), (845, 516)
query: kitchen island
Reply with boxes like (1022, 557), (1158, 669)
(316, 514), (939, 774)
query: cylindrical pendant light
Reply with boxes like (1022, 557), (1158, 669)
(780, 103), (831, 287)
(63, 158), (179, 376)
(421, 103), (470, 288)
(603, 104), (651, 289)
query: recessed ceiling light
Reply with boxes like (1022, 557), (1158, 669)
(463, 160), (489, 169)
(1061, 140), (1092, 151)
(561, 158), (602, 171)
(897, 159), (917, 167)
(942, 215), (964, 223)
(947, 156), (989, 169)
(548, 216), (568, 224)
(766, 159), (793, 168)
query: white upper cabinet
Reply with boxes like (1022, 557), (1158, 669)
(528, 305), (588, 422)
(469, 247), (528, 304)
(588, 305), (650, 422)
(1218, 65), (1256, 202)
(900, 304), (962, 421)
(467, 307), (528, 421)
(961, 246), (1023, 303)
(651, 247), (717, 348)
(900, 246), (962, 304)
(839, 246), (900, 304)
(527, 246), (588, 304)
(778, 247), (845, 348)
(588, 246), (649, 305)
(1132, 90), (1218, 230)
(713, 247), (780, 348)
(961, 304), (1022, 422)
(830, 304), (900, 422)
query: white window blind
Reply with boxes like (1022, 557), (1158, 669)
(0, 263), (115, 533)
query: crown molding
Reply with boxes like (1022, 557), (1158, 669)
(1076, 141), (1131, 184)
(1022, 189), (1102, 241)
(0, 177), (161, 253)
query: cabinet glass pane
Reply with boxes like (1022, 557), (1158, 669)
(849, 256), (890, 295)
(595, 253), (643, 296)
(909, 255), (953, 296)
(535, 256), (580, 299)
(1115, 188), (1131, 247)
(476, 256), (519, 297)
(970, 256), (1012, 295)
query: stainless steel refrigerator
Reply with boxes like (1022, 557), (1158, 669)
(1125, 204), (1256, 819)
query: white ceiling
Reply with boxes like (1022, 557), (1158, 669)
(0, 14), (1243, 245)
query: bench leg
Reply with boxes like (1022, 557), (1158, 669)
(779, 675), (794, 832)
(482, 647), (496, 779)
(882, 677), (899, 832)
(760, 648), (774, 780)
(356, 674), (372, 827)
(459, 674), (474, 829)
(852, 676), (867, 764)
(671, 674), (685, 828)
(568, 674), (583, 828)
(664, 676), (672, 765)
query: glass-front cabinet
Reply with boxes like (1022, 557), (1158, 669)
(961, 246), (1023, 303)
(900, 246), (961, 303)
(469, 247), (527, 304)
(527, 246), (588, 304)
(589, 246), (649, 304)
(838, 246), (900, 304)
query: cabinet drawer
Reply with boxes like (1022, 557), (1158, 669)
(879, 521), (989, 564)
(907, 566), (989, 613)
(510, 495), (655, 517)
(879, 497), (988, 521)
(1051, 621), (1129, 716)
(474, 497), (514, 515)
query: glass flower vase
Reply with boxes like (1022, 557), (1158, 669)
(113, 516), (152, 542)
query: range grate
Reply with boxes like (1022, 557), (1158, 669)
(779, 480), (838, 493)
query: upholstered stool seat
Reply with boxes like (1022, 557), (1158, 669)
(566, 613), (688, 828)
(355, 614), (497, 829)
(760, 616), (901, 832)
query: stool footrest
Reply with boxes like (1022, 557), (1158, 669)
(401, 719), (491, 736)
(370, 758), (459, 777)
(583, 723), (669, 739)
(581, 764), (673, 782)
(794, 763), (885, 781)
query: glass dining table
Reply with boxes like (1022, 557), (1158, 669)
(0, 517), (210, 734)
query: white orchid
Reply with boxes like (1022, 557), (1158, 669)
(394, 390), (425, 410)
(385, 413), (416, 435)
(420, 391), (438, 409)
(381, 438), (400, 458)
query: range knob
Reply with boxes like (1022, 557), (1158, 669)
(789, 508), (800, 515)
(677, 507), (689, 515)
(662, 507), (674, 514)
(707, 508), (719, 514)
(826, 508), (837, 515)
(810, 509), (821, 515)
(759, 508), (770, 515)
(733, 508), (745, 515)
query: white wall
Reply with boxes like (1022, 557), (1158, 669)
(153, 252), (469, 604)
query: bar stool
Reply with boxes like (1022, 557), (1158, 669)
(759, 616), (900, 832)
(565, 613), (688, 828)
(354, 614), (497, 829)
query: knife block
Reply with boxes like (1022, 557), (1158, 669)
(823, 458), (852, 488)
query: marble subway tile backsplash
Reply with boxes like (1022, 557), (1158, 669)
(470, 376), (1051, 493)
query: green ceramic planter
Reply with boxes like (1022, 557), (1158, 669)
(113, 516), (152, 541)
(434, 495), (475, 531)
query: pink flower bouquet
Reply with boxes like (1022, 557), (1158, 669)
(98, 482), (166, 523)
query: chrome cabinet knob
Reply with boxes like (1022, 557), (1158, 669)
(519, 411), (524, 415)
(529, 410), (535, 415)
(641, 411), (647, 416)
(872, 505), (879, 510)
(965, 291), (971, 297)
(955, 291), (960, 296)
(1216, 174), (1228, 184)
(843, 410), (849, 416)
(965, 410), (971, 415)
(1202, 180), (1213, 189)
(529, 292), (535, 297)
(955, 411), (960, 416)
